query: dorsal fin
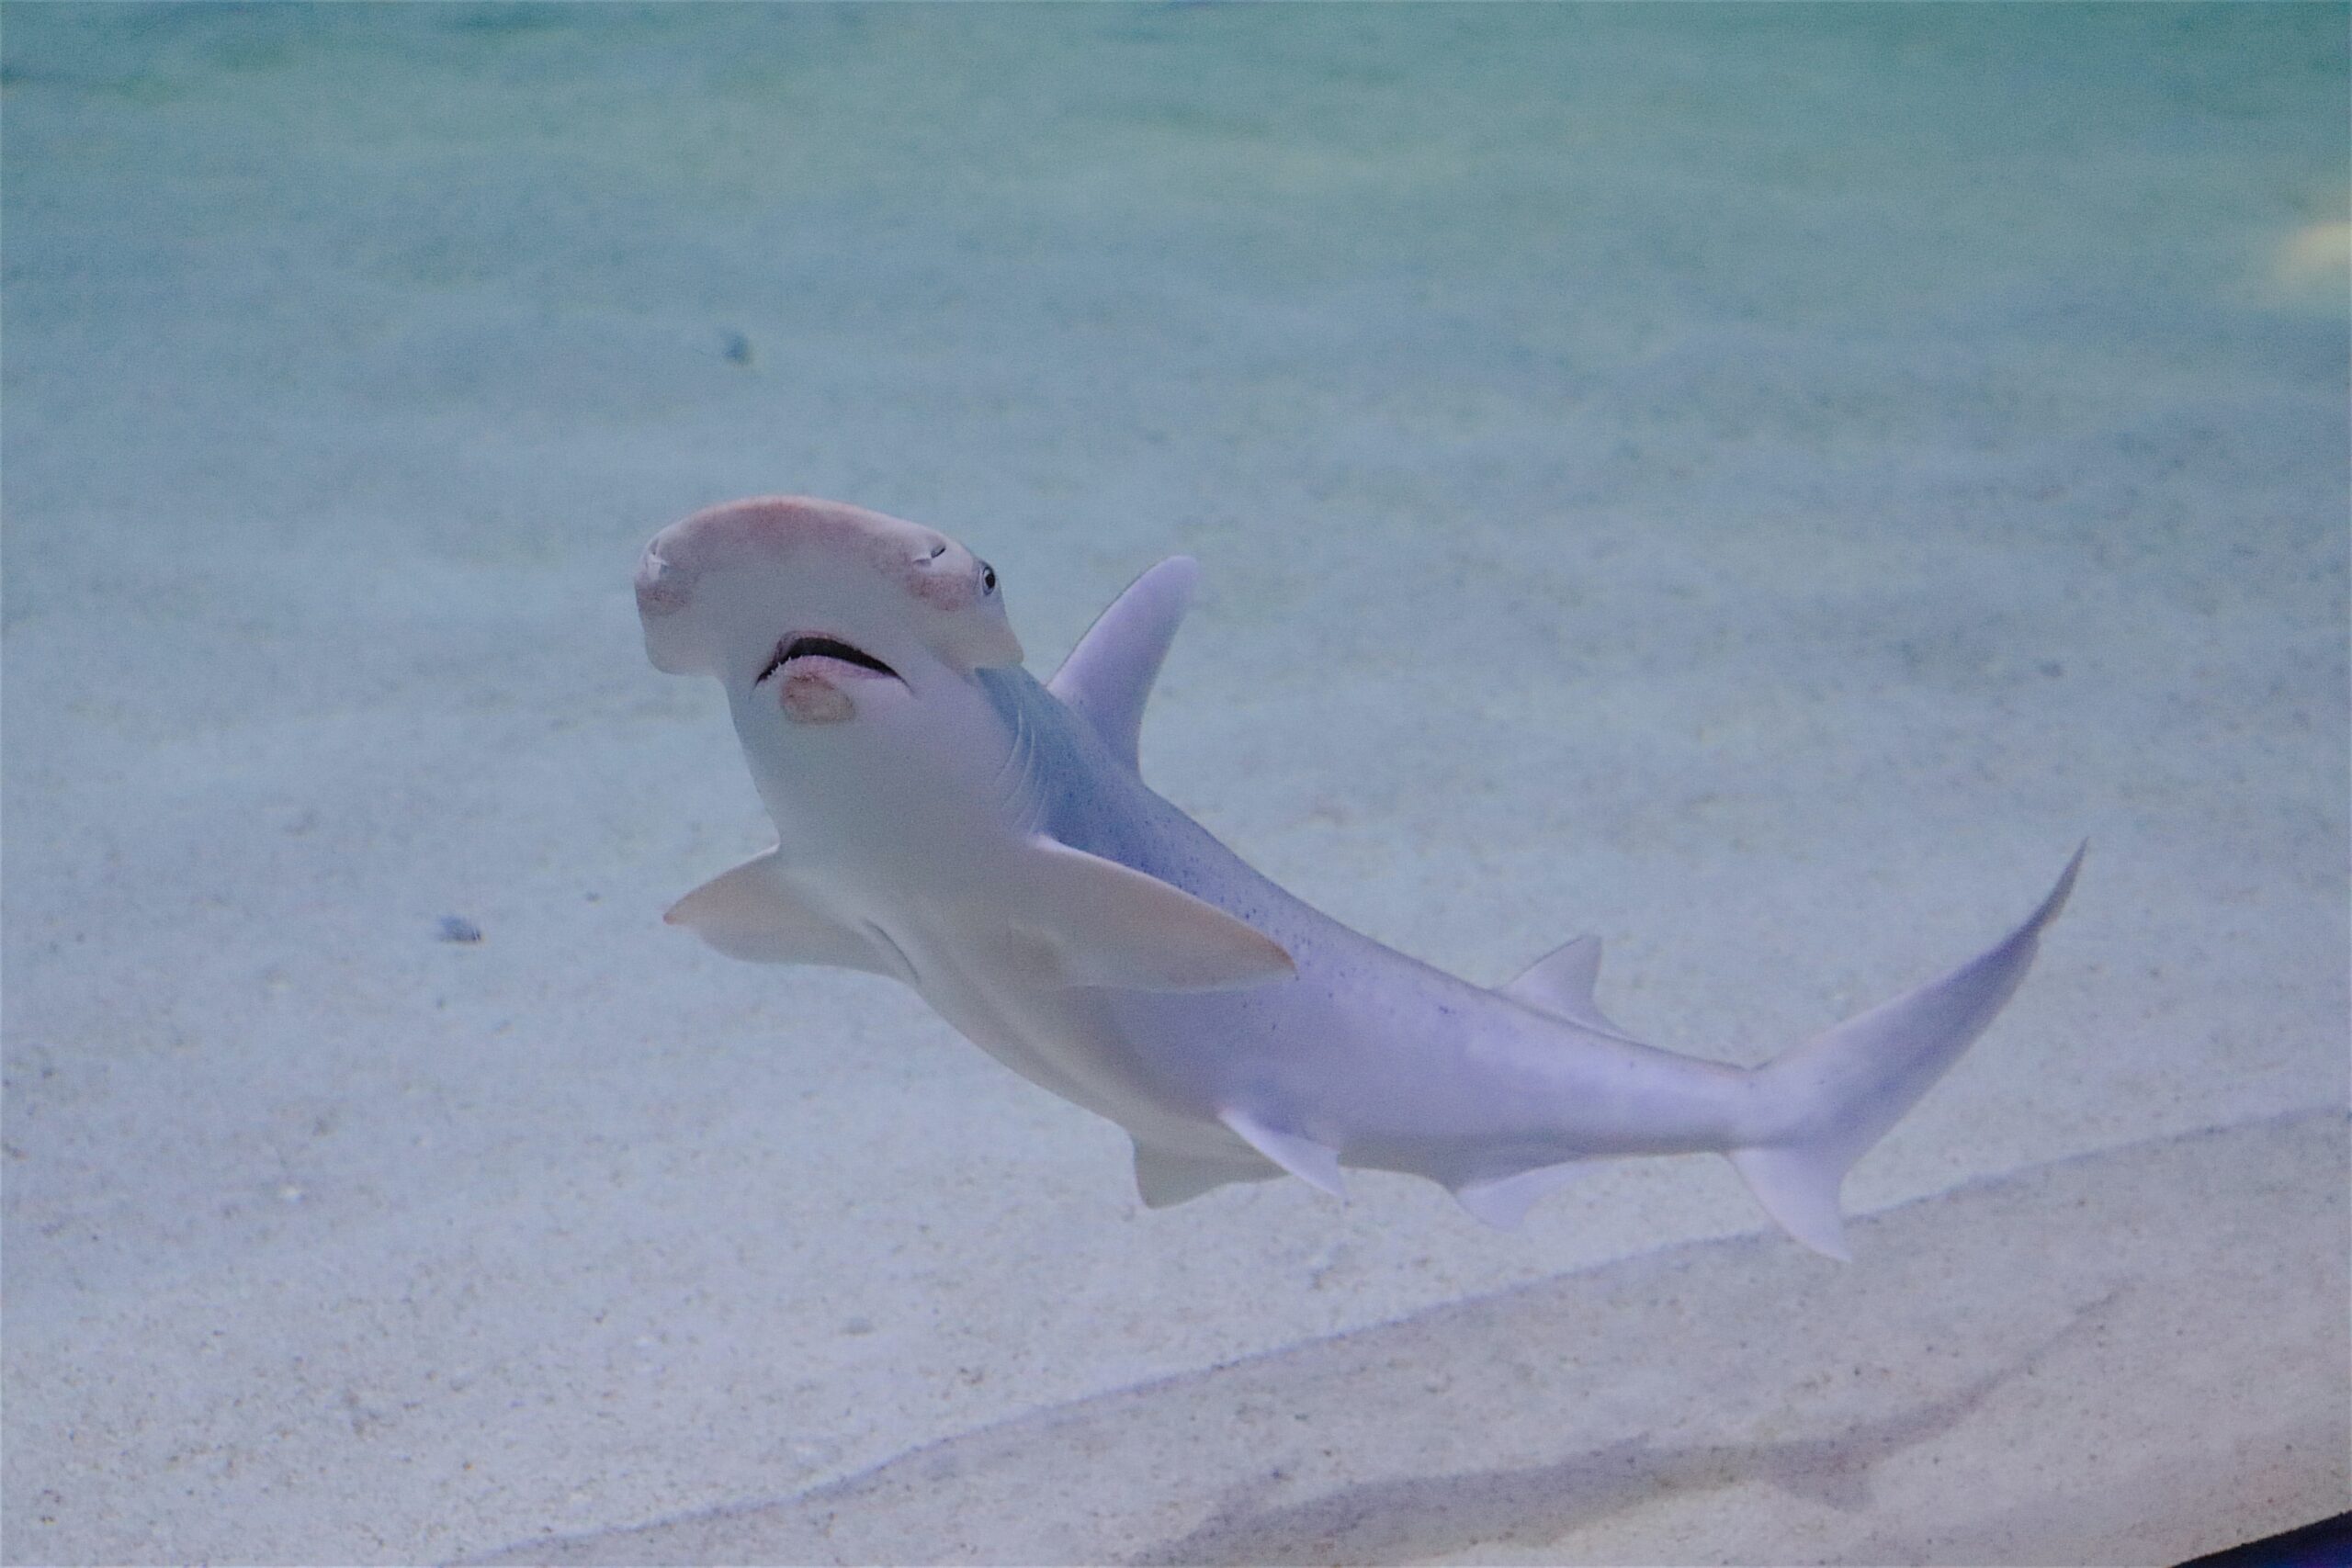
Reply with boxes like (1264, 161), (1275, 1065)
(1502, 934), (1643, 1043)
(1048, 557), (1199, 773)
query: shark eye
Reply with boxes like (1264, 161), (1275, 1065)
(980, 561), (998, 595)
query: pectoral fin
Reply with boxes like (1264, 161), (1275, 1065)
(1133, 1141), (1281, 1208)
(665, 849), (890, 975)
(1015, 837), (1295, 992)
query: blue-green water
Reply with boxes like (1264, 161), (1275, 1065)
(5, 6), (2345, 1561)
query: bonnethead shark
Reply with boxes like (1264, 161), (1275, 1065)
(636, 495), (2079, 1258)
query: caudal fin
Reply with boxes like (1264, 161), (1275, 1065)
(1731, 845), (2084, 1260)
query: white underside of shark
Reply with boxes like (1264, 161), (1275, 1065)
(637, 496), (2080, 1259)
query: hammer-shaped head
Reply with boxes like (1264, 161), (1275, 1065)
(636, 496), (1023, 705)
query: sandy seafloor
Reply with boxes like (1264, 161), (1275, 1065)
(4, 5), (2346, 1563)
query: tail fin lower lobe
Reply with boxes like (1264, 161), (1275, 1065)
(1733, 845), (2083, 1259)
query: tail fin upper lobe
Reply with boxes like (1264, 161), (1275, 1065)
(1732, 845), (2085, 1259)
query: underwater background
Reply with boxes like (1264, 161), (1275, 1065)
(5, 5), (2345, 1562)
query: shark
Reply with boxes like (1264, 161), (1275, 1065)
(636, 495), (2080, 1259)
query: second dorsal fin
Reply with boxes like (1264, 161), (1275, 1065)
(1502, 934), (1642, 1043)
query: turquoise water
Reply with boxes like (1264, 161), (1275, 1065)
(6, 6), (2345, 1561)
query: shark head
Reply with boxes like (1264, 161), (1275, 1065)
(636, 495), (1023, 724)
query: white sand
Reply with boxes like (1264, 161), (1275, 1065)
(5, 6), (2343, 1563)
(468, 1113), (2346, 1566)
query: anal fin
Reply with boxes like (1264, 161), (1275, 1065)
(1451, 1161), (1594, 1231)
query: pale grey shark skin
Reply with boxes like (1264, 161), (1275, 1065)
(638, 495), (2082, 1258)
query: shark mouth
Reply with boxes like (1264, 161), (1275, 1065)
(757, 635), (901, 685)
